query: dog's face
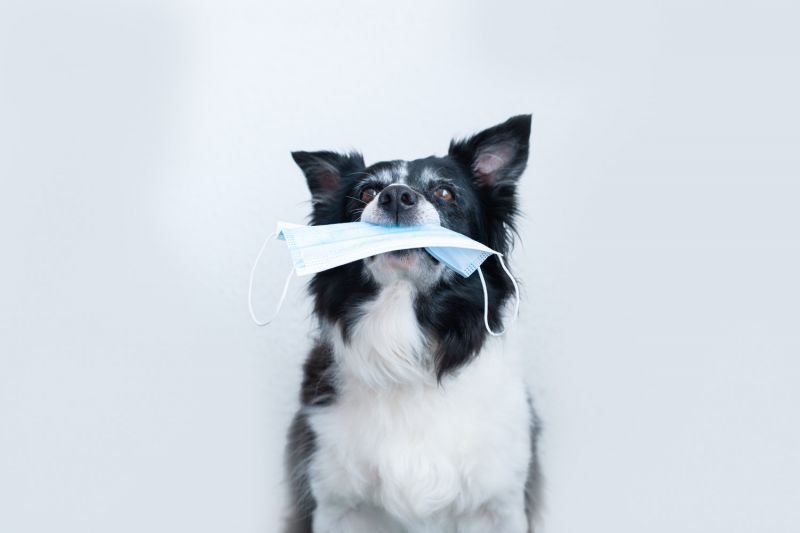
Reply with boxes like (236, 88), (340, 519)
(292, 115), (531, 376)
(293, 115), (530, 287)
(351, 157), (477, 287)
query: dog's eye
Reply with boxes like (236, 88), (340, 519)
(360, 188), (378, 203)
(434, 187), (455, 202)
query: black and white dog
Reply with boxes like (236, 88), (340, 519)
(284, 115), (541, 532)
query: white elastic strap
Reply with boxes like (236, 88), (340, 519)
(248, 230), (295, 326)
(477, 255), (520, 336)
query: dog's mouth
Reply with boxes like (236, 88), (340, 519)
(364, 249), (443, 285)
(369, 249), (420, 267)
(370, 249), (440, 263)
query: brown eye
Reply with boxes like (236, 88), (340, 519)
(434, 187), (455, 201)
(360, 188), (378, 203)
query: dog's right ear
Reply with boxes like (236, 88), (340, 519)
(291, 151), (365, 205)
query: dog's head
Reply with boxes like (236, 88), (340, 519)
(292, 115), (531, 377)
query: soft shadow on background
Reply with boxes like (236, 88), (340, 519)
(1, 1), (798, 531)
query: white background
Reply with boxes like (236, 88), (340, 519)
(1, 1), (798, 531)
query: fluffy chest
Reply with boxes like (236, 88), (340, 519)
(307, 341), (532, 519)
(307, 280), (531, 520)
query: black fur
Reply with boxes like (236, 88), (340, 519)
(525, 395), (544, 530)
(284, 115), (538, 531)
(292, 114), (531, 376)
(299, 343), (337, 407)
(284, 412), (315, 533)
(284, 342), (337, 531)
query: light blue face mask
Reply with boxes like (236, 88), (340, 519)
(248, 221), (519, 336)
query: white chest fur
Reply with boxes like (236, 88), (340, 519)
(307, 282), (532, 531)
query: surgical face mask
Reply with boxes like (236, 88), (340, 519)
(248, 221), (519, 336)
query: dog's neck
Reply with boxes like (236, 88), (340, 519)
(327, 280), (436, 390)
(315, 263), (502, 387)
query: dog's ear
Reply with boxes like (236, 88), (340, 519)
(449, 115), (531, 252)
(448, 115), (531, 188)
(291, 150), (365, 205)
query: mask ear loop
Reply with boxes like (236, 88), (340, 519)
(476, 254), (520, 336)
(248, 230), (295, 326)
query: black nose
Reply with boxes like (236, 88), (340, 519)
(378, 184), (418, 216)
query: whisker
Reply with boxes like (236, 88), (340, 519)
(345, 196), (368, 205)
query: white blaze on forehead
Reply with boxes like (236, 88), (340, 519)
(419, 166), (441, 188)
(371, 161), (409, 185)
(394, 161), (409, 183)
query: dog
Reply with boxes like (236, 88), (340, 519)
(283, 115), (541, 532)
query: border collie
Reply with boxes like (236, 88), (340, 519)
(284, 115), (541, 532)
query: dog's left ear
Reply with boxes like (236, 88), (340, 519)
(449, 115), (531, 251)
(448, 114), (531, 189)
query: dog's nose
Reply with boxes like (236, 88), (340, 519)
(378, 184), (418, 216)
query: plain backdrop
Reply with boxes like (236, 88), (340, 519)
(1, 1), (798, 531)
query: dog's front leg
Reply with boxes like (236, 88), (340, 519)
(313, 503), (404, 533)
(312, 504), (362, 533)
(455, 497), (529, 533)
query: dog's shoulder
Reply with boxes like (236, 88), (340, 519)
(299, 341), (337, 407)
